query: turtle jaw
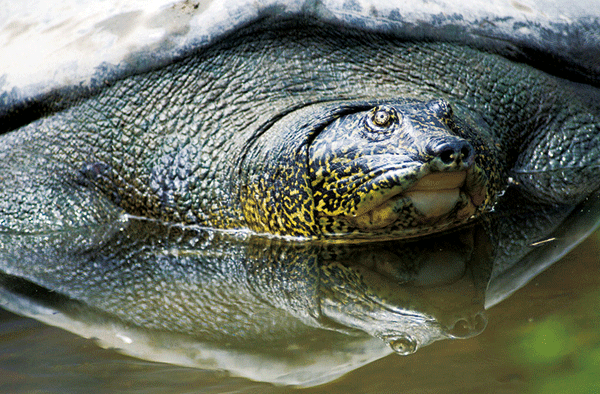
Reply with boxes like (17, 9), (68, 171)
(345, 168), (486, 232)
(404, 171), (467, 218)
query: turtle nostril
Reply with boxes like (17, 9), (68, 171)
(460, 146), (472, 162)
(439, 148), (455, 165)
(431, 139), (473, 167)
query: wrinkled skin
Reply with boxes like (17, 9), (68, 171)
(0, 19), (599, 239)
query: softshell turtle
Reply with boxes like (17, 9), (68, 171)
(0, 1), (599, 241)
(1, 2), (600, 387)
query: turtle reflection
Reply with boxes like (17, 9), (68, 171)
(314, 227), (491, 353)
(0, 217), (489, 364)
(1, 184), (599, 386)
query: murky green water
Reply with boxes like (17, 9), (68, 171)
(1, 222), (598, 394)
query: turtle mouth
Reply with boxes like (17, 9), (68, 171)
(404, 172), (466, 217)
(347, 169), (485, 230)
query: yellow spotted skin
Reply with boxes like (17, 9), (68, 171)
(307, 99), (505, 239)
(234, 98), (505, 239)
(240, 156), (317, 237)
(237, 104), (327, 237)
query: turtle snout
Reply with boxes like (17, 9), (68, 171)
(427, 137), (474, 170)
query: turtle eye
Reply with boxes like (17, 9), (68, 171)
(373, 109), (392, 127)
(365, 106), (400, 133)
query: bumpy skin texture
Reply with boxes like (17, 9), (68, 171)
(1, 20), (599, 238)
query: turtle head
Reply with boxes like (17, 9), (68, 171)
(308, 98), (504, 239)
(240, 97), (504, 239)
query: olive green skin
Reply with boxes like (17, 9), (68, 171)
(0, 20), (599, 238)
